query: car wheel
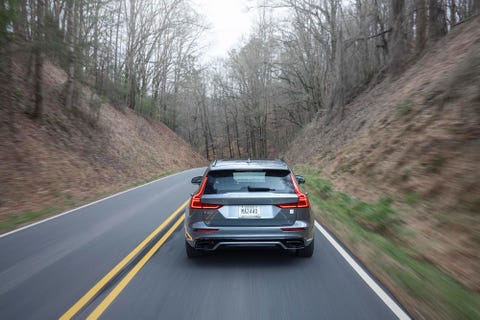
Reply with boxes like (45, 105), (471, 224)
(185, 240), (202, 258)
(296, 240), (314, 257)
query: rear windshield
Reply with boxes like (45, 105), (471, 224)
(204, 169), (294, 194)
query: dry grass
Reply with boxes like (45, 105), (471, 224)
(285, 16), (480, 318)
(298, 167), (480, 320)
(0, 54), (207, 232)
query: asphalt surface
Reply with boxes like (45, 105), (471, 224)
(0, 168), (403, 319)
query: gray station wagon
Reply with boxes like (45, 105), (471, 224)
(184, 159), (315, 257)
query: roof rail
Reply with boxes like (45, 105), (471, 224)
(212, 159), (217, 167)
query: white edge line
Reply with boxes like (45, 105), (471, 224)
(314, 220), (411, 320)
(0, 168), (201, 239)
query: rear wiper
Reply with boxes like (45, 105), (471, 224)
(247, 186), (276, 192)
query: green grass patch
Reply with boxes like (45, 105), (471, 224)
(0, 207), (59, 234)
(405, 192), (421, 205)
(14, 88), (23, 100)
(333, 163), (353, 174)
(397, 102), (414, 117)
(467, 199), (480, 214)
(427, 155), (446, 174)
(296, 165), (480, 320)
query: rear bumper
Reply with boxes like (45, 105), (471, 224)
(185, 222), (314, 251)
(191, 238), (311, 250)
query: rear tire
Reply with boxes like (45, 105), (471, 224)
(296, 240), (314, 257)
(185, 240), (202, 258)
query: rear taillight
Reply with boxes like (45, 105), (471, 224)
(190, 176), (223, 209)
(277, 174), (310, 209)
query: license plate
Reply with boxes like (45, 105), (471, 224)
(238, 205), (260, 218)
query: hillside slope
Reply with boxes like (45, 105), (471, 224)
(0, 55), (206, 231)
(285, 16), (479, 316)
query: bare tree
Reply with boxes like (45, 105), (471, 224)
(2, 0), (476, 160)
(390, 0), (406, 73)
(416, 0), (427, 52)
(429, 0), (447, 41)
(32, 0), (45, 119)
(64, 0), (76, 110)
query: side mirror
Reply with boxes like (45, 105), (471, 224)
(295, 175), (306, 184)
(191, 176), (203, 185)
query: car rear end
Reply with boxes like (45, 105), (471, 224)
(184, 160), (314, 257)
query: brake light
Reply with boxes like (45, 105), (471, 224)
(277, 174), (310, 208)
(189, 176), (223, 209)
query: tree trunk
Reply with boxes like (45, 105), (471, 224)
(473, 0), (480, 14)
(64, 0), (76, 110)
(416, 0), (427, 52)
(428, 0), (447, 41)
(224, 108), (233, 158)
(93, 0), (100, 88)
(233, 111), (241, 157)
(337, 26), (346, 120)
(127, 0), (137, 109)
(374, 0), (389, 63)
(113, 1), (121, 83)
(32, 0), (45, 119)
(450, 0), (457, 26)
(390, 0), (406, 73)
(13, 0), (28, 40)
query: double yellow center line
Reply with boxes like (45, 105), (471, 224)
(60, 199), (188, 320)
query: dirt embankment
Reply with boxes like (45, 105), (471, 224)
(0, 53), (207, 225)
(285, 17), (480, 293)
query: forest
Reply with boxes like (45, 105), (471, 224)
(1, 0), (479, 159)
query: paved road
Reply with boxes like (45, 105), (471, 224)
(0, 168), (407, 319)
